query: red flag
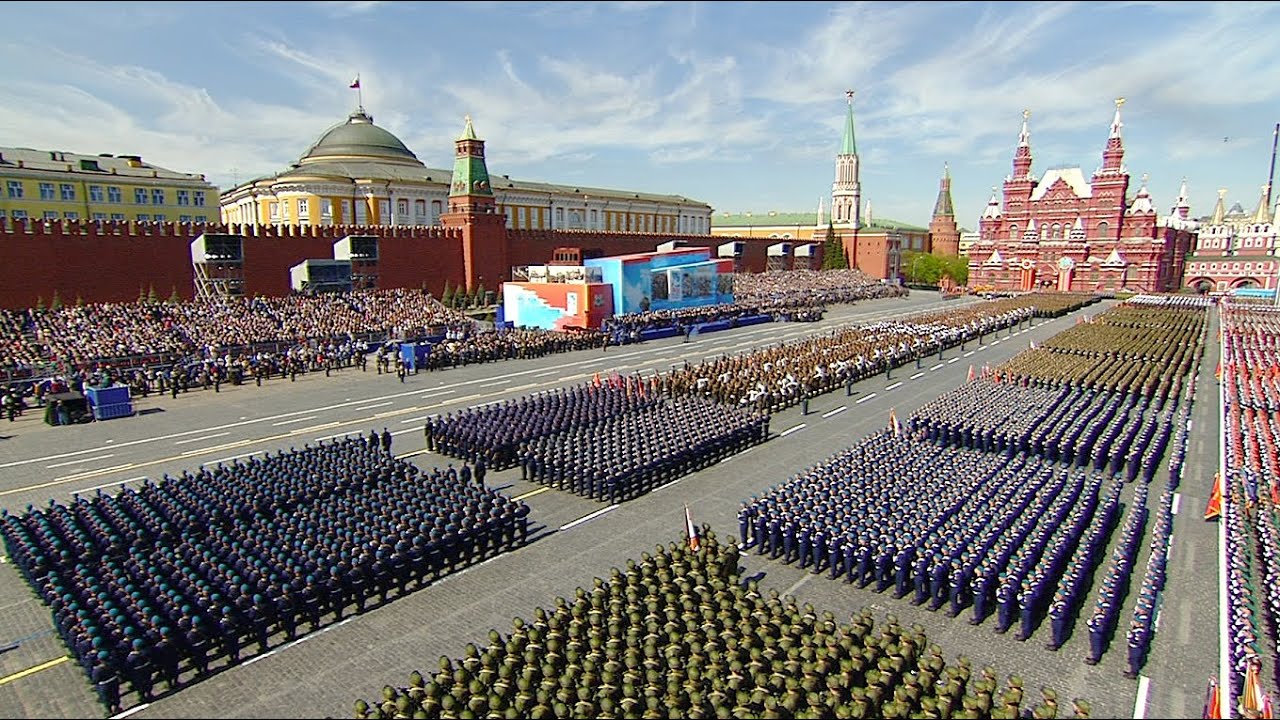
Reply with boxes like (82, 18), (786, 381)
(592, 372), (601, 387)
(1204, 677), (1221, 719)
(1205, 472), (1222, 521)
(685, 505), (700, 551)
(1244, 655), (1266, 716)
(349, 76), (361, 89)
(889, 408), (901, 437)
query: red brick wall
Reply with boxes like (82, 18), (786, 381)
(0, 219), (815, 310)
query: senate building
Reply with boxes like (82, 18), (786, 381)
(218, 106), (713, 237)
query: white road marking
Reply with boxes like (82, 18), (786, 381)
(560, 505), (617, 531)
(963, 351), (975, 357)
(271, 416), (317, 426)
(947, 358), (960, 364)
(855, 393), (877, 404)
(822, 406), (847, 418)
(70, 477), (148, 496)
(112, 703), (151, 719)
(910, 372), (925, 380)
(1133, 675), (1151, 719)
(48, 455), (113, 469)
(885, 382), (903, 391)
(930, 363), (944, 370)
(353, 402), (393, 412)
(175, 432), (229, 445)
(780, 424), (806, 437)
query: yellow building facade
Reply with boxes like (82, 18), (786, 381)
(0, 147), (218, 225)
(219, 109), (713, 234)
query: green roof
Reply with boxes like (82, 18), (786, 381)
(299, 111), (420, 165)
(253, 160), (710, 207)
(841, 100), (858, 155)
(711, 211), (927, 233)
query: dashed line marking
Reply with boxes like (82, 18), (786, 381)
(930, 363), (944, 370)
(910, 372), (925, 380)
(855, 393), (877, 404)
(560, 505), (617, 530)
(780, 424), (807, 437)
(963, 351), (975, 357)
(513, 486), (550, 501)
(822, 406), (847, 418)
(885, 381), (903, 391)
(947, 358), (960, 364)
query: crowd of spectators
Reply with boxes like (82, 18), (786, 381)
(733, 268), (907, 308)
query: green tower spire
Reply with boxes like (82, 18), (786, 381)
(449, 114), (493, 199)
(841, 90), (858, 156)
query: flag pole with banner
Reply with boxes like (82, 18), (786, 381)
(350, 74), (363, 111)
(685, 505), (700, 551)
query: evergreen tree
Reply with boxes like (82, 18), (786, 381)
(75, 294), (84, 307)
(441, 280), (453, 308)
(35, 296), (44, 312)
(50, 290), (62, 310)
(821, 223), (848, 270)
(168, 286), (182, 303)
(147, 284), (159, 303)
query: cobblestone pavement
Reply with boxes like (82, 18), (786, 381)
(0, 294), (1218, 719)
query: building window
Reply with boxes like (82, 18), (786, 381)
(196, 215), (208, 223)
(397, 198), (409, 218)
(152, 189), (165, 205)
(193, 191), (206, 207)
(377, 199), (390, 222)
(414, 199), (425, 220)
(108, 186), (122, 203)
(110, 213), (125, 221)
(431, 200), (442, 223)
(137, 214), (150, 222)
(1097, 221), (1110, 238)
(89, 185), (104, 202)
(591, 209), (599, 229)
(43, 211), (58, 220)
(517, 207), (526, 228)
(134, 188), (148, 204)
(268, 202), (280, 221)
(297, 198), (309, 218)
(92, 213), (107, 221)
(6, 180), (22, 199)
(1009, 224), (1018, 240)
(322, 199), (333, 219)
(64, 211), (78, 220)
(153, 214), (166, 222)
(179, 215), (192, 223)
(11, 210), (27, 220)
(60, 183), (76, 201)
(556, 207), (564, 225)
(177, 190), (190, 206)
(354, 201), (367, 224)
(40, 183), (56, 200)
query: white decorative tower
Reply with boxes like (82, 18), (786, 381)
(831, 89), (862, 231)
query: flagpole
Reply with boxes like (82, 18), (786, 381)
(1218, 307), (1233, 719)
(357, 74), (364, 112)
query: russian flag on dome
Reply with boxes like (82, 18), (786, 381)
(349, 75), (361, 89)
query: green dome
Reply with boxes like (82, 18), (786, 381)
(299, 110), (422, 165)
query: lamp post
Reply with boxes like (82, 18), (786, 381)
(745, 211), (753, 238)
(910, 255), (924, 286)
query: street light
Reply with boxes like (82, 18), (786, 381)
(910, 255), (924, 285)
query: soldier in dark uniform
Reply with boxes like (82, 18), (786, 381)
(91, 650), (122, 715)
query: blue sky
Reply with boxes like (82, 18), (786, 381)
(1, 1), (1277, 229)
